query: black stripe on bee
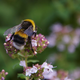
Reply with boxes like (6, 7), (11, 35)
(13, 35), (25, 44)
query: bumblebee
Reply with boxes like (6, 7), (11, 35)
(4, 19), (37, 52)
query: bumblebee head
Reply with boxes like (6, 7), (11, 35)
(22, 19), (36, 32)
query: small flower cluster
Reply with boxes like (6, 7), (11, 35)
(20, 61), (54, 79)
(3, 22), (72, 80)
(20, 61), (71, 80)
(42, 69), (71, 80)
(32, 34), (49, 53)
(4, 34), (49, 58)
(47, 23), (80, 53)
(70, 68), (80, 80)
(0, 70), (8, 80)
(4, 34), (19, 58)
(57, 70), (69, 80)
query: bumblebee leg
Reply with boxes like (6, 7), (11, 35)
(33, 32), (36, 37)
(28, 36), (34, 53)
(10, 33), (14, 40)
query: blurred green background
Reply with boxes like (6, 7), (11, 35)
(0, 0), (80, 80)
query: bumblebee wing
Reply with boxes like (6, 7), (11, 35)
(4, 24), (21, 35)
(24, 26), (33, 36)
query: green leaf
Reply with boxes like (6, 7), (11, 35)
(18, 73), (27, 79)
(27, 60), (39, 63)
(12, 63), (19, 69)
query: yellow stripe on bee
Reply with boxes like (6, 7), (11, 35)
(24, 19), (35, 31)
(15, 31), (28, 39)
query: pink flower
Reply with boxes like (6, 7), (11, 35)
(30, 66), (38, 74)
(19, 61), (26, 67)
(41, 62), (53, 69)
(64, 77), (71, 80)
(4, 34), (49, 58)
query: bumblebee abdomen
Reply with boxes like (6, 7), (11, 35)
(15, 31), (28, 39)
(13, 35), (25, 44)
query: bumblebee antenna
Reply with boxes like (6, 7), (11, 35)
(24, 19), (35, 32)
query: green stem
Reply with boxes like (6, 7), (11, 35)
(25, 54), (29, 80)
(24, 54), (33, 58)
(30, 75), (34, 80)
(26, 77), (29, 80)
(25, 57), (27, 67)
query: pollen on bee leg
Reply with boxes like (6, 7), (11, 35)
(4, 43), (6, 45)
